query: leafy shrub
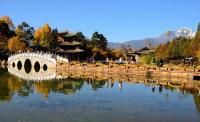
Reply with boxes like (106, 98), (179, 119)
(140, 54), (155, 65)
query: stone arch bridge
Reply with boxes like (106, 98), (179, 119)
(7, 52), (69, 81)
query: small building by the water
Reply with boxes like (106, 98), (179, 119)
(126, 47), (155, 62)
(132, 47), (155, 55)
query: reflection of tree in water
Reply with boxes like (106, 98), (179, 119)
(193, 94), (200, 113)
(158, 85), (163, 93)
(0, 79), (13, 102)
(164, 85), (176, 92)
(0, 69), (86, 100)
(90, 80), (106, 91)
(0, 69), (14, 102)
(157, 82), (200, 114)
(167, 85), (198, 114)
(35, 81), (61, 98)
(182, 88), (200, 114)
(34, 77), (84, 98)
(58, 78), (84, 94)
(18, 81), (33, 96)
(0, 69), (33, 102)
(8, 78), (33, 97)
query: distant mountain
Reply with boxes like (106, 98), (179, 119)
(108, 28), (196, 49)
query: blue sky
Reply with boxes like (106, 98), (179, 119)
(0, 0), (200, 42)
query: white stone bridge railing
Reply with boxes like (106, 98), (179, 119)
(56, 55), (69, 63)
(7, 52), (69, 64)
(8, 52), (56, 64)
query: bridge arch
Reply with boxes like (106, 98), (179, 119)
(24, 59), (32, 73)
(43, 64), (48, 71)
(34, 61), (40, 72)
(17, 60), (22, 70)
(12, 62), (15, 68)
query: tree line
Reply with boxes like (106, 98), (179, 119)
(155, 23), (200, 60)
(0, 16), (125, 60)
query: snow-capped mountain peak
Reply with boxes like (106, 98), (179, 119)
(176, 28), (195, 38)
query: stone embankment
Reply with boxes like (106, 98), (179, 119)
(56, 62), (200, 80)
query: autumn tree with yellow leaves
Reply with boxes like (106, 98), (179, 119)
(110, 49), (126, 60)
(33, 24), (52, 47)
(8, 36), (27, 52)
(0, 16), (15, 30)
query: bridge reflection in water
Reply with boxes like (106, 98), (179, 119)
(8, 64), (68, 81)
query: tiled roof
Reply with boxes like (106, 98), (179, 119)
(59, 41), (81, 46)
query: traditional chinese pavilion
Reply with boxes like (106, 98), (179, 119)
(55, 32), (84, 60)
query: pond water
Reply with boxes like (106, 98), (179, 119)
(0, 68), (200, 122)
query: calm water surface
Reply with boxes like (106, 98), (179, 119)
(0, 68), (200, 122)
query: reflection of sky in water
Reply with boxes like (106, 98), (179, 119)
(0, 69), (200, 122)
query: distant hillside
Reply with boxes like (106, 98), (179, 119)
(108, 28), (196, 49)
